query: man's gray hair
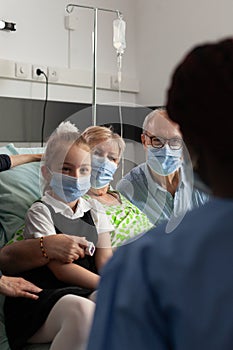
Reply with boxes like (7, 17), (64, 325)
(142, 107), (167, 132)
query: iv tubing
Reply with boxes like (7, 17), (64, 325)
(118, 80), (125, 177)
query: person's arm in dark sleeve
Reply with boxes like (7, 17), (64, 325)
(0, 153), (42, 172)
(0, 154), (11, 172)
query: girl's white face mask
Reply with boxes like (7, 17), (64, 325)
(49, 171), (91, 202)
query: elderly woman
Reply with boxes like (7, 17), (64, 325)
(82, 125), (153, 249)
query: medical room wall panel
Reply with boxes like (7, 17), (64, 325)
(0, 0), (138, 105)
(2, 0), (233, 111)
(135, 0), (233, 106)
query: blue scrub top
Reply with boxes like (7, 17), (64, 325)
(87, 197), (233, 350)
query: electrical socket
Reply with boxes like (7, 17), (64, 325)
(15, 62), (30, 78)
(32, 65), (47, 80)
(48, 66), (59, 82)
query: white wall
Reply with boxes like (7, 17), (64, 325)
(136, 0), (233, 106)
(0, 0), (138, 105)
(1, 0), (233, 107)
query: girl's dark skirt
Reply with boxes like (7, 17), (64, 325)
(4, 258), (95, 350)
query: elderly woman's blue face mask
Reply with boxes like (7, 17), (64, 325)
(91, 155), (118, 189)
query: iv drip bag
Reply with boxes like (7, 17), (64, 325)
(113, 17), (126, 55)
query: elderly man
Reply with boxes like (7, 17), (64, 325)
(117, 108), (208, 227)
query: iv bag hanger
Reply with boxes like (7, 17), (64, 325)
(66, 3), (123, 126)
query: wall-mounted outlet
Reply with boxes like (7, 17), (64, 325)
(15, 62), (30, 78)
(32, 65), (47, 80)
(48, 66), (59, 82)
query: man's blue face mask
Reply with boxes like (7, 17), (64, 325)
(147, 145), (182, 176)
(49, 171), (91, 202)
(91, 155), (118, 189)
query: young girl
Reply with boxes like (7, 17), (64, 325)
(4, 122), (113, 350)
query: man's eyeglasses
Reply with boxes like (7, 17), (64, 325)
(144, 133), (183, 150)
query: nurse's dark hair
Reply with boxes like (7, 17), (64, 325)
(167, 38), (233, 156)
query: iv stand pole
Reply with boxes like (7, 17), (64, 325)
(66, 4), (122, 126)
